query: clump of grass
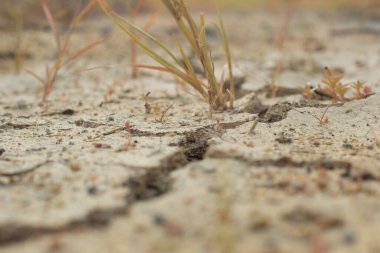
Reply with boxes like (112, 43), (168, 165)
(303, 67), (373, 103)
(27, 0), (101, 103)
(97, 0), (235, 115)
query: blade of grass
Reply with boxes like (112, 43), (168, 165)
(61, 39), (103, 68)
(62, 0), (97, 55)
(25, 69), (45, 86)
(134, 64), (208, 99)
(41, 0), (61, 51)
(215, 0), (234, 109)
(98, 1), (210, 98)
(98, 0), (182, 68)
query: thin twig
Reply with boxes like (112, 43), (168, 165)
(248, 117), (259, 135)
(159, 103), (174, 122)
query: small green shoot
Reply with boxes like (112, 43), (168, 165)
(97, 0), (235, 115)
(311, 67), (373, 103)
(27, 0), (101, 103)
(317, 67), (349, 102)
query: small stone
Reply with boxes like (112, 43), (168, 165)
(342, 143), (353, 149)
(87, 186), (98, 195)
(236, 93), (267, 114)
(275, 135), (293, 144)
(153, 213), (166, 226)
(69, 162), (81, 172)
(342, 230), (356, 244)
(16, 100), (27, 110)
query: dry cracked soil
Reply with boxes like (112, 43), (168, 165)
(1, 9), (380, 253)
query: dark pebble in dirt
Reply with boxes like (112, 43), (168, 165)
(153, 213), (166, 226)
(87, 186), (98, 195)
(0, 148), (5, 156)
(342, 230), (356, 244)
(259, 103), (293, 123)
(61, 109), (75, 115)
(342, 143), (353, 149)
(16, 100), (28, 110)
(275, 136), (293, 144)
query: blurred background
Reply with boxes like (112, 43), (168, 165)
(0, 0), (379, 30)
(1, 0), (380, 77)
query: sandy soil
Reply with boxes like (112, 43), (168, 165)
(1, 10), (380, 253)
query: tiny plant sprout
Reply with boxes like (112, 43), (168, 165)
(308, 67), (373, 103)
(352, 81), (373, 99)
(122, 120), (132, 151)
(316, 67), (349, 103)
(124, 121), (131, 132)
(310, 105), (331, 125)
(144, 92), (152, 114)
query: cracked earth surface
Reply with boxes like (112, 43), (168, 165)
(1, 10), (380, 253)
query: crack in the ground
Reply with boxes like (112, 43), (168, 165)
(0, 207), (128, 246)
(207, 151), (355, 178)
(207, 151), (380, 182)
(0, 125), (215, 246)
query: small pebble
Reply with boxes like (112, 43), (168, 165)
(153, 213), (166, 225)
(16, 100), (27, 110)
(87, 186), (98, 195)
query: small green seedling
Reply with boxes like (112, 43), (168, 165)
(27, 0), (101, 103)
(310, 67), (373, 103)
(317, 67), (349, 102)
(97, 0), (235, 116)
